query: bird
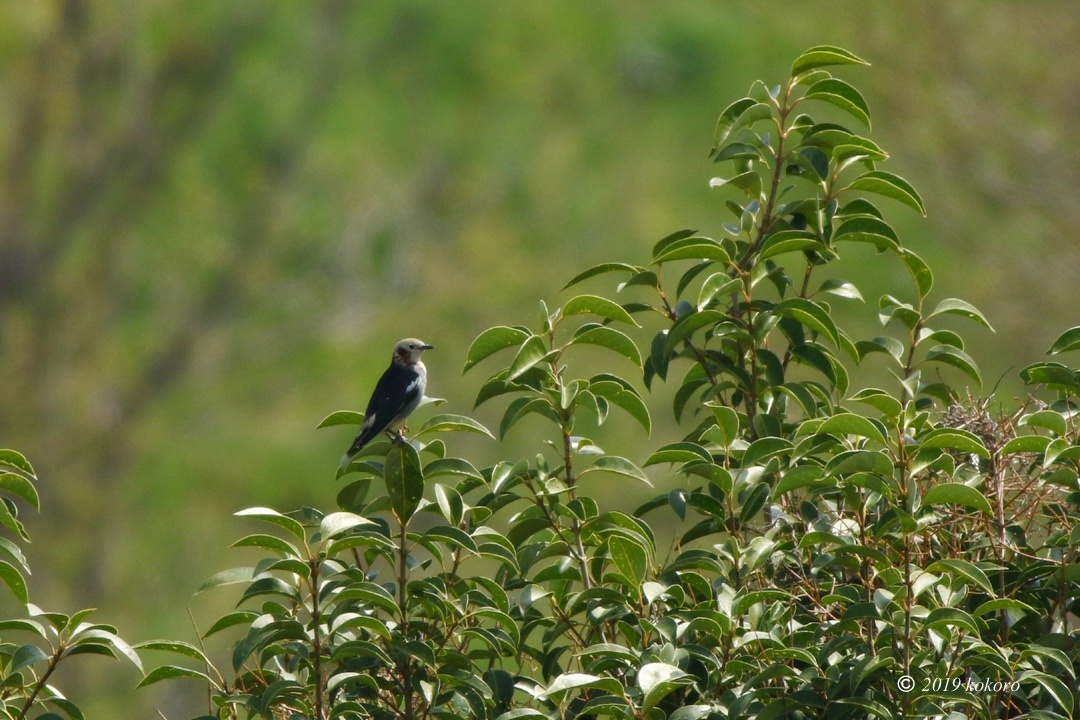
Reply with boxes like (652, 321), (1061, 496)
(342, 338), (434, 464)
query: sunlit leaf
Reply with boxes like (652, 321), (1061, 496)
(385, 442), (424, 525)
(464, 326), (532, 373)
(1047, 326), (1080, 355)
(791, 45), (869, 76)
(805, 78), (871, 127)
(848, 170), (926, 215)
(921, 482), (992, 514)
(562, 294), (639, 326)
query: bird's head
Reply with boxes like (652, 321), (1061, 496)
(393, 338), (434, 366)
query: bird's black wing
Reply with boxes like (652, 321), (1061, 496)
(346, 362), (422, 456)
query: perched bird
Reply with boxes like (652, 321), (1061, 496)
(342, 338), (434, 463)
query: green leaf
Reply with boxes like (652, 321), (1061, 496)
(773, 465), (826, 497)
(230, 534), (299, 556)
(848, 170), (926, 215)
(319, 512), (377, 539)
(507, 334), (549, 380)
(925, 345), (982, 385)
(921, 482), (992, 514)
(562, 294), (639, 326)
(1019, 670), (1073, 714)
(202, 610), (258, 637)
(1001, 435), (1051, 455)
(848, 388), (902, 419)
(713, 99), (773, 148)
(928, 298), (995, 331)
(500, 397), (553, 438)
(817, 413), (887, 446)
(75, 628), (143, 672)
(791, 45), (869, 76)
(707, 404), (741, 447)
(1018, 410), (1068, 437)
(563, 262), (638, 289)
(922, 607), (981, 635)
(234, 507), (306, 541)
(644, 443), (712, 467)
(834, 217), (899, 250)
(824, 450), (893, 478)
(1021, 362), (1080, 390)
(1048, 326), (1080, 355)
(652, 237), (732, 266)
(135, 640), (212, 664)
(422, 526), (478, 554)
(609, 535), (648, 587)
(316, 410), (365, 429)
(927, 559), (995, 595)
(579, 456), (651, 486)
(818, 278), (863, 301)
(10, 644), (49, 673)
(433, 483), (463, 525)
(590, 380), (651, 434)
(464, 326), (532, 373)
(385, 442), (424, 525)
(697, 272), (741, 310)
(709, 170), (763, 199)
(973, 598), (1035, 617)
(805, 78), (871, 127)
(546, 673), (623, 698)
(897, 248), (933, 299)
(638, 662), (694, 714)
(665, 309), (727, 354)
(855, 337), (905, 364)
(0, 450), (35, 478)
(0, 472), (39, 511)
(414, 413), (495, 440)
(773, 298), (840, 347)
(137, 664), (213, 688)
(571, 325), (642, 368)
(424, 457), (483, 480)
(920, 428), (989, 458)
(758, 231), (826, 261)
(196, 567), (255, 593)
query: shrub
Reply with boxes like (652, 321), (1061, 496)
(151, 46), (1080, 720)
(0, 450), (143, 719)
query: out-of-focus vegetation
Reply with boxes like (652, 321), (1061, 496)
(1, 1), (1077, 715)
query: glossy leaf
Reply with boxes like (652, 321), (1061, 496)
(415, 413), (496, 440)
(713, 99), (772, 148)
(579, 456), (651, 486)
(464, 328), (530, 374)
(773, 298), (840, 347)
(848, 170), (926, 215)
(563, 262), (638, 289)
(1048, 326), (1080, 355)
(928, 298), (994, 331)
(791, 45), (869, 76)
(805, 78), (871, 127)
(571, 325), (642, 368)
(921, 482), (992, 514)
(507, 334), (549, 380)
(562, 294), (639, 326)
(385, 442), (424, 525)
(925, 345), (983, 385)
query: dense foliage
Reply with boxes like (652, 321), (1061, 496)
(129, 47), (1080, 719)
(5, 44), (1080, 719)
(0, 450), (142, 718)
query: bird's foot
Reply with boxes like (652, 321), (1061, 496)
(386, 429), (407, 446)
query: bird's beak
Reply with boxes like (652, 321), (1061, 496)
(420, 343), (435, 350)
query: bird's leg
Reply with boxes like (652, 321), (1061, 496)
(385, 428), (407, 446)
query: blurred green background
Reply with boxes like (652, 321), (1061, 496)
(2, 1), (1078, 715)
